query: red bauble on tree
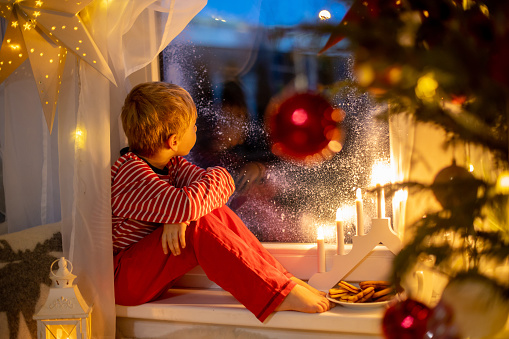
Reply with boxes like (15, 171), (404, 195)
(265, 92), (345, 165)
(431, 160), (477, 210)
(382, 298), (432, 339)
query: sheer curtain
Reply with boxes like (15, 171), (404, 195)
(389, 113), (415, 241)
(0, 0), (206, 337)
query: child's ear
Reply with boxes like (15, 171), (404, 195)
(167, 134), (179, 151)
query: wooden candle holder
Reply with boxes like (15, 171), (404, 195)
(308, 217), (402, 291)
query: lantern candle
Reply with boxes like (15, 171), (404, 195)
(33, 257), (92, 339)
(336, 208), (345, 255)
(355, 188), (364, 235)
(317, 226), (326, 272)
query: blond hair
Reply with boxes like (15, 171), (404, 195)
(121, 82), (197, 157)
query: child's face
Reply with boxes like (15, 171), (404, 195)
(176, 121), (197, 156)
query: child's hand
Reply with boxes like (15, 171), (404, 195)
(235, 162), (265, 193)
(161, 222), (188, 255)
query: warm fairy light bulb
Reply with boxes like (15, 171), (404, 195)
(479, 4), (489, 15)
(74, 128), (86, 149)
(496, 171), (509, 194)
(469, 164), (474, 172)
(328, 140), (343, 153)
(319, 10), (331, 20)
(415, 73), (438, 101)
(356, 63), (375, 87)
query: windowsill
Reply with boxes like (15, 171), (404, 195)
(116, 287), (385, 338)
(116, 243), (395, 338)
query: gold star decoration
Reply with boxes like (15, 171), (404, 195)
(0, 0), (116, 133)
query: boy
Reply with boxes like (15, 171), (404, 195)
(111, 82), (333, 322)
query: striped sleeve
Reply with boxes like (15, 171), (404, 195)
(111, 153), (235, 224)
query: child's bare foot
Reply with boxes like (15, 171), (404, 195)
(276, 285), (334, 313)
(291, 277), (327, 296)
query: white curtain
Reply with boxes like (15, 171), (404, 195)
(0, 0), (206, 337)
(389, 113), (415, 240)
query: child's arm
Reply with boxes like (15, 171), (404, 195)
(112, 157), (235, 225)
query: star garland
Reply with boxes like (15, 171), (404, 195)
(0, 0), (116, 132)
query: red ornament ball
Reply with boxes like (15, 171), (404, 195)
(265, 92), (345, 164)
(382, 299), (432, 339)
(432, 161), (477, 209)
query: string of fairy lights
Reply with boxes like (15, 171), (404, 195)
(0, 0), (116, 133)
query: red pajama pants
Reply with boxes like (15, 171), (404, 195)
(113, 205), (296, 322)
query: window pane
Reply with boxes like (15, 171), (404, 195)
(161, 0), (390, 243)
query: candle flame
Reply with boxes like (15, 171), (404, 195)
(393, 189), (408, 204)
(317, 226), (324, 240)
(371, 160), (392, 186)
(356, 187), (362, 200)
(336, 208), (342, 221)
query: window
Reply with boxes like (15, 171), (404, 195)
(161, 0), (390, 243)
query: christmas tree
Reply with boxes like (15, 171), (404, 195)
(319, 0), (509, 338)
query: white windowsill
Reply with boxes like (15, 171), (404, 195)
(116, 287), (385, 338)
(116, 243), (394, 338)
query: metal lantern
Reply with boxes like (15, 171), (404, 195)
(33, 257), (92, 339)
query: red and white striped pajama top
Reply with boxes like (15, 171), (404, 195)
(111, 151), (235, 255)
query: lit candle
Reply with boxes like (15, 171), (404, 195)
(317, 226), (326, 272)
(376, 183), (385, 218)
(393, 189), (408, 235)
(355, 188), (364, 235)
(336, 208), (345, 255)
(372, 160), (391, 219)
